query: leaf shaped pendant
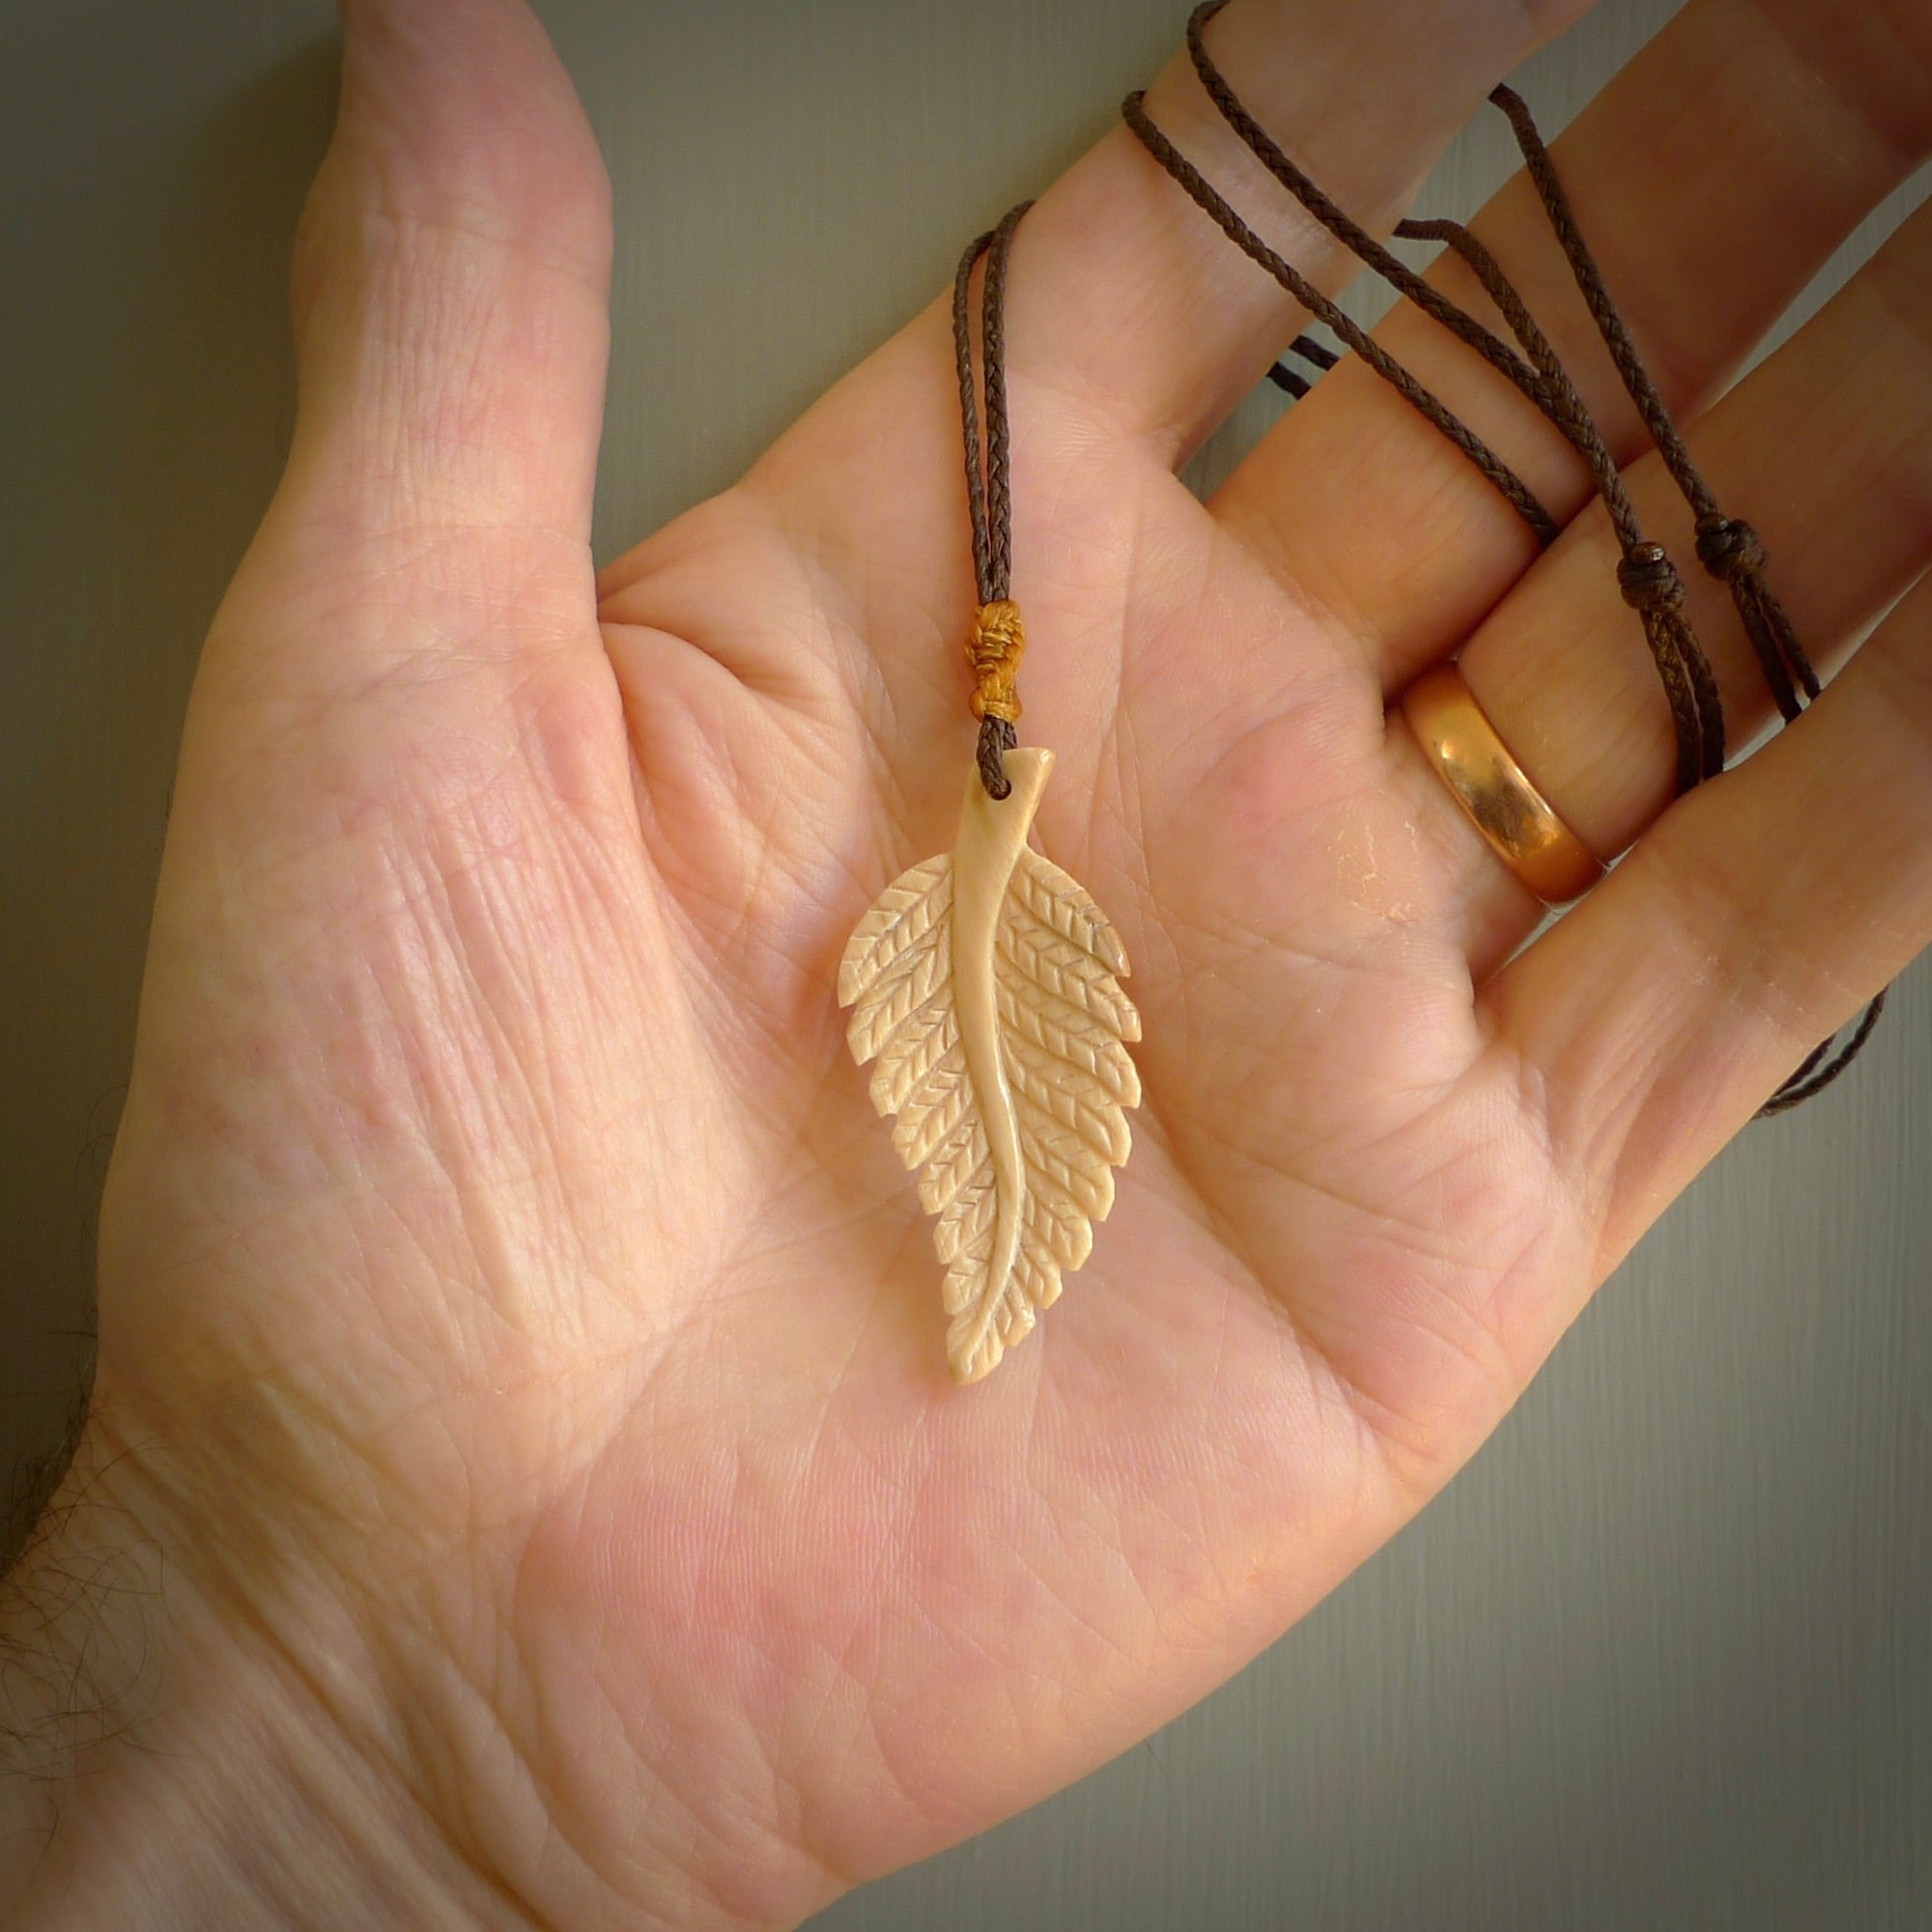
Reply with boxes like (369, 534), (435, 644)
(838, 749), (1141, 1383)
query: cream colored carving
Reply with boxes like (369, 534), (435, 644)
(838, 749), (1141, 1383)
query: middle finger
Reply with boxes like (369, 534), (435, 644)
(1209, 0), (1932, 681)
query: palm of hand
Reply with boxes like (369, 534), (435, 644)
(104, 216), (1568, 1930)
(78, 0), (1923, 1924)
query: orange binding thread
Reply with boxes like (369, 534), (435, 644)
(966, 599), (1025, 724)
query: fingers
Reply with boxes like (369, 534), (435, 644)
(1212, 0), (1932, 669)
(1463, 193), (1932, 864)
(279, 0), (612, 547)
(593, 0), (1591, 859)
(1417, 186), (1932, 982)
(998, 0), (1590, 459)
(1479, 561), (1932, 1280)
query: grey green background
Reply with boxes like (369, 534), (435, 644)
(3, 0), (1927, 1924)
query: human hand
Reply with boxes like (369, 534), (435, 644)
(7, 0), (1929, 1925)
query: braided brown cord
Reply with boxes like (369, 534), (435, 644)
(1378, 197), (1862, 1103)
(1184, 1), (1550, 416)
(952, 200), (1032, 796)
(1488, 83), (1821, 725)
(1268, 330), (1339, 397)
(1397, 213), (1723, 789)
(1129, 26), (1877, 1108)
(1122, 91), (1559, 545)
(1179, 2), (1724, 790)
(1480, 79), (1872, 1104)
(1757, 988), (1888, 1116)
(952, 226), (997, 600)
(979, 201), (1027, 603)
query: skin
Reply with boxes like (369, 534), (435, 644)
(4, 0), (1931, 1925)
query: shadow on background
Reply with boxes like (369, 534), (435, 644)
(0, 7), (337, 1526)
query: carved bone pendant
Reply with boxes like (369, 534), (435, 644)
(838, 749), (1141, 1383)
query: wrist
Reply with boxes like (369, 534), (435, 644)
(0, 1397), (512, 1931)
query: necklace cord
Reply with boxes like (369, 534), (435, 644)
(1487, 82), (1821, 724)
(1121, 92), (1558, 545)
(953, 201), (1032, 798)
(1124, 2), (1880, 1107)
(1179, 0), (1724, 791)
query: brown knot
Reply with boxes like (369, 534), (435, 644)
(966, 598), (1025, 724)
(1694, 515), (1768, 582)
(1617, 543), (1687, 613)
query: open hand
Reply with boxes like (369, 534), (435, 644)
(10, 0), (1929, 1925)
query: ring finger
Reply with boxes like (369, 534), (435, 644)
(1403, 189), (1932, 982)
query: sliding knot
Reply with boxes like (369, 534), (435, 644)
(1693, 515), (1767, 582)
(966, 598), (1026, 723)
(1616, 543), (1686, 613)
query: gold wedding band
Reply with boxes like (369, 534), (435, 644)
(1401, 665), (1604, 905)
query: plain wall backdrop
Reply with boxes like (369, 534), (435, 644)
(2, 1), (1927, 1925)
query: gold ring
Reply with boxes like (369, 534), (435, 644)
(1400, 664), (1604, 905)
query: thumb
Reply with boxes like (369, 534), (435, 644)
(281, 0), (611, 546)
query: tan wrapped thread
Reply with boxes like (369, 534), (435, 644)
(966, 599), (1025, 724)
